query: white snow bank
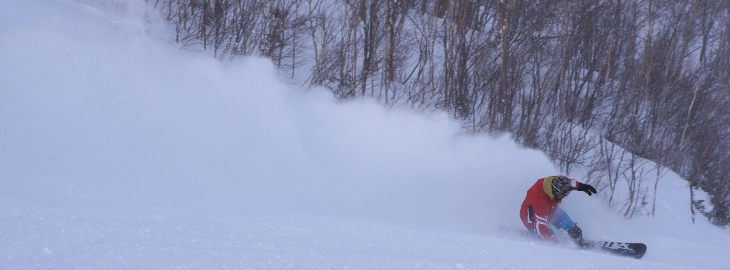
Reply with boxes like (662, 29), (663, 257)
(0, 0), (557, 232)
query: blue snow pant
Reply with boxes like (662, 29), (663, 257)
(528, 207), (575, 237)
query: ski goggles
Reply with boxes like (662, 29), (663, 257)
(554, 187), (572, 197)
(552, 181), (572, 197)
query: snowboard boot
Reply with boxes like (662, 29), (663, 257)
(567, 224), (589, 248)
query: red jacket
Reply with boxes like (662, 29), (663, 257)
(519, 176), (579, 242)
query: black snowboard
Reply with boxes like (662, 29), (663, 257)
(498, 227), (647, 259)
(580, 240), (647, 259)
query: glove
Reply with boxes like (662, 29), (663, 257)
(577, 182), (597, 196)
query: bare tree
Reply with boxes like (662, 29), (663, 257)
(154, 0), (730, 225)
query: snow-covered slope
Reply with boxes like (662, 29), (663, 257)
(1, 0), (728, 269)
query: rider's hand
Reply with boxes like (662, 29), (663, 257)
(577, 182), (597, 196)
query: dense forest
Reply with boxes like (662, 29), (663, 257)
(150, 0), (730, 226)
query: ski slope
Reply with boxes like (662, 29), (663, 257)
(1, 0), (728, 269)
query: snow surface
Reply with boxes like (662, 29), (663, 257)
(1, 0), (728, 269)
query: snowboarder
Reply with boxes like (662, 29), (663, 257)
(519, 175), (597, 245)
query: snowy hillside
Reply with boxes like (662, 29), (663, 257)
(1, 0), (728, 269)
